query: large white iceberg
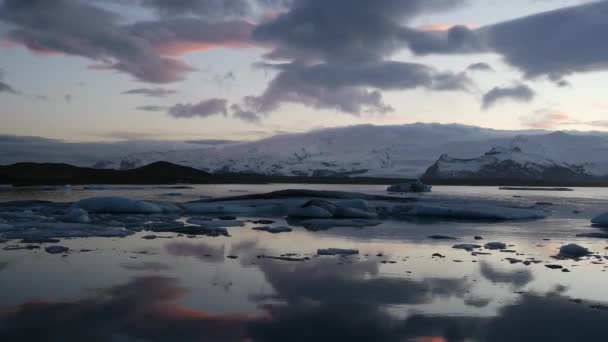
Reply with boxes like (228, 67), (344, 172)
(591, 212), (608, 227)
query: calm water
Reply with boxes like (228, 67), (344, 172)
(1, 184), (608, 341)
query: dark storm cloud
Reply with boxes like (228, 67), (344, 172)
(400, 25), (483, 56)
(482, 83), (536, 109)
(253, 0), (467, 62)
(0, 0), (193, 83)
(467, 62), (494, 72)
(167, 98), (229, 119)
(131, 0), (292, 19)
(484, 0), (608, 80)
(403, 1), (608, 82)
(0, 0), (257, 84)
(246, 61), (472, 115)
(127, 17), (255, 55)
(122, 88), (176, 98)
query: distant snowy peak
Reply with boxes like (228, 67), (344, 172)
(422, 146), (596, 182)
(107, 124), (608, 179)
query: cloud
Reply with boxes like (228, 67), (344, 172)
(402, 1), (608, 83)
(127, 17), (256, 56)
(247, 61), (472, 115)
(133, 0), (291, 19)
(0, 276), (249, 341)
(135, 105), (167, 112)
(0, 134), (212, 166)
(165, 241), (226, 263)
(0, 80), (16, 94)
(467, 62), (494, 72)
(400, 24), (483, 55)
(231, 104), (263, 124)
(520, 109), (575, 129)
(479, 262), (533, 288)
(122, 88), (176, 98)
(482, 83), (536, 109)
(483, 1), (608, 81)
(0, 70), (17, 94)
(0, 0), (255, 83)
(252, 0), (467, 62)
(167, 98), (229, 119)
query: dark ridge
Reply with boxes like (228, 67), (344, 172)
(0, 162), (414, 186)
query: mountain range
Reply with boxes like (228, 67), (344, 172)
(104, 123), (608, 180)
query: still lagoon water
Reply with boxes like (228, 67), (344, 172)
(0, 184), (607, 341)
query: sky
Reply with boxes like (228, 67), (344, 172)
(1, 0), (608, 143)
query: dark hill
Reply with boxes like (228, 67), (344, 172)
(0, 161), (413, 186)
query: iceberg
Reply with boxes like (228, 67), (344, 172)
(591, 212), (608, 227)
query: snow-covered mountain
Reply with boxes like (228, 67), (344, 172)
(108, 124), (608, 178)
(422, 146), (593, 182)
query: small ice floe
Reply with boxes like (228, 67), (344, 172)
(591, 212), (608, 227)
(427, 235), (458, 240)
(288, 199), (378, 220)
(58, 208), (91, 223)
(44, 246), (69, 254)
(397, 204), (546, 221)
(317, 248), (359, 256)
(576, 232), (608, 239)
(252, 226), (293, 233)
(452, 244), (482, 251)
(2, 222), (134, 239)
(73, 197), (164, 214)
(557, 244), (591, 259)
(484, 242), (507, 250)
(20, 237), (60, 244)
(186, 219), (244, 228)
(387, 180), (432, 193)
(258, 255), (306, 262)
(252, 219), (275, 224)
(288, 203), (334, 219)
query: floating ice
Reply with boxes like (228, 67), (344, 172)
(591, 212), (608, 227)
(45, 246), (69, 254)
(558, 244), (591, 259)
(59, 208), (91, 223)
(453, 244), (482, 251)
(317, 248), (359, 256)
(387, 180), (432, 193)
(1, 222), (134, 239)
(288, 205), (333, 219)
(252, 226), (293, 233)
(485, 242), (507, 250)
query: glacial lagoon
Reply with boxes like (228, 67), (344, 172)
(0, 184), (607, 341)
